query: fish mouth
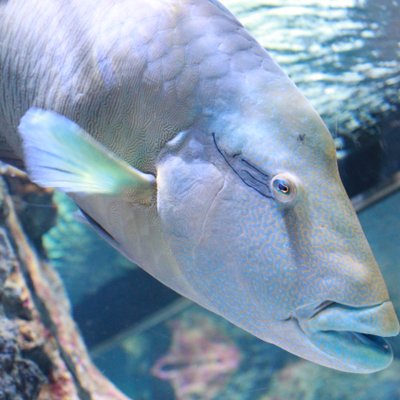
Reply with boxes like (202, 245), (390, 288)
(297, 301), (400, 373)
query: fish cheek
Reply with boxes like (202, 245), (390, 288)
(157, 153), (225, 263)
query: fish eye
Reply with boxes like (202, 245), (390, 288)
(271, 174), (298, 204)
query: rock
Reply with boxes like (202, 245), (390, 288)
(0, 320), (45, 400)
(0, 168), (130, 400)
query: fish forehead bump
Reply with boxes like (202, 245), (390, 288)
(211, 89), (336, 177)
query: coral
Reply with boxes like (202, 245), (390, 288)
(152, 314), (241, 400)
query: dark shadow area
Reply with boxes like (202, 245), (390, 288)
(73, 268), (180, 349)
(338, 107), (400, 198)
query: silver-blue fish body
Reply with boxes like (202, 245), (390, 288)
(1, 0), (399, 373)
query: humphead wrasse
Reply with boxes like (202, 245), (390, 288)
(0, 0), (398, 373)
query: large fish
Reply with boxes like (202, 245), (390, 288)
(0, 0), (399, 373)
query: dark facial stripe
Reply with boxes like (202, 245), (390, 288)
(212, 132), (273, 199)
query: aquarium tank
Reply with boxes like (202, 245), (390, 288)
(2, 0), (399, 399)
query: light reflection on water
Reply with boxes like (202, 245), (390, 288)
(222, 0), (400, 137)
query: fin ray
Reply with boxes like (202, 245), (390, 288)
(18, 108), (155, 200)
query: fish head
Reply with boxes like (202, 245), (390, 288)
(156, 78), (399, 373)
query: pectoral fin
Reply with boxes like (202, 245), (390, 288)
(18, 108), (155, 203)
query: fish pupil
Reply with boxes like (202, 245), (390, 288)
(274, 180), (290, 195)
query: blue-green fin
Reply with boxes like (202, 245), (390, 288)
(18, 108), (155, 203)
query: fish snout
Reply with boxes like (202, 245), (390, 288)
(301, 301), (400, 337)
(297, 301), (400, 373)
(320, 251), (391, 308)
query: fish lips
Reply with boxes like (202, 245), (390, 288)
(298, 301), (400, 373)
